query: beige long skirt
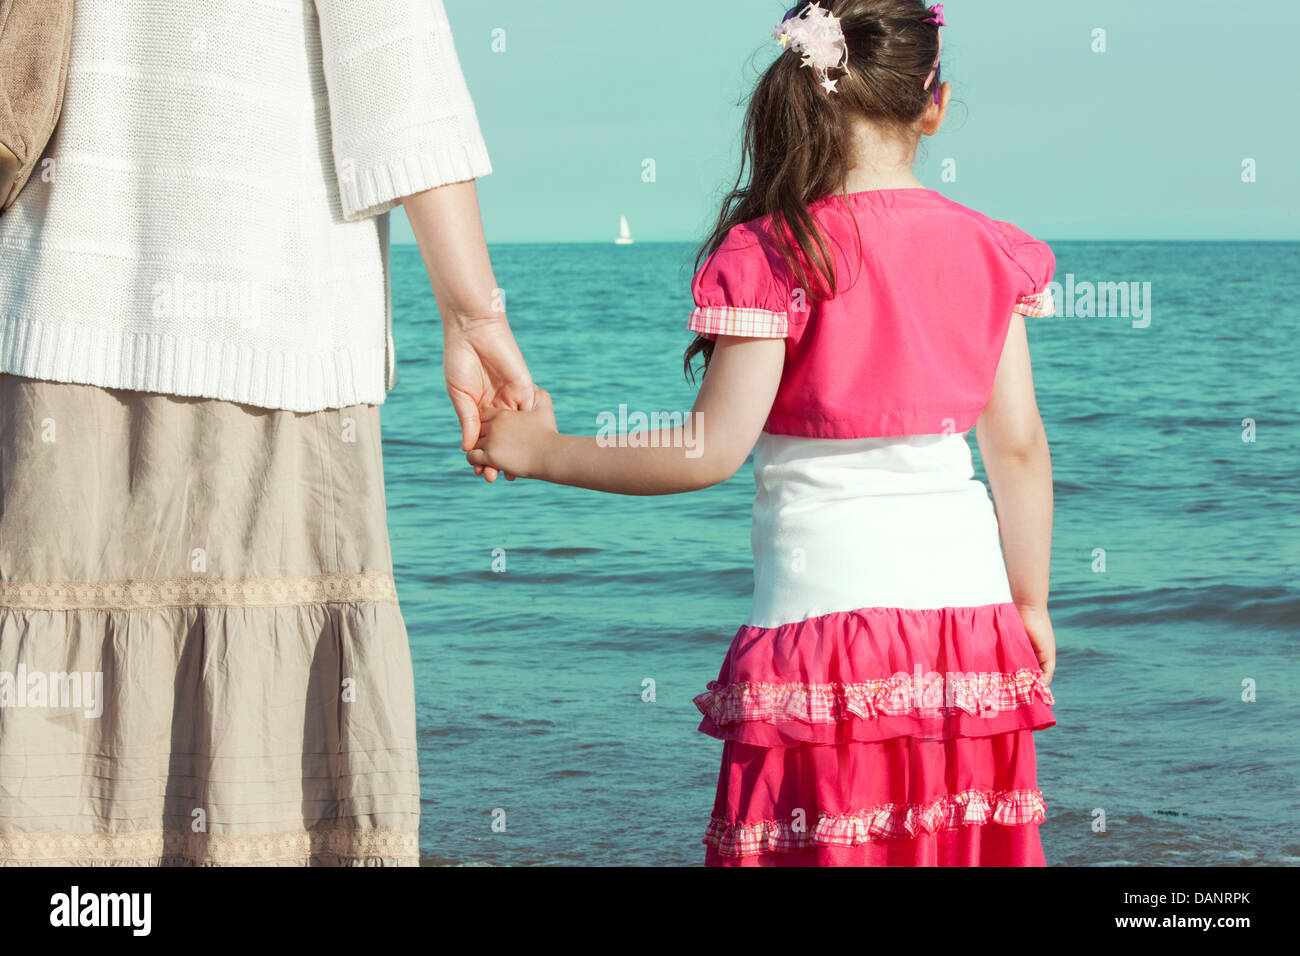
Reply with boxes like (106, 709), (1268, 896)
(0, 373), (419, 865)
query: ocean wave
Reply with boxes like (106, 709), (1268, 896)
(1055, 584), (1300, 630)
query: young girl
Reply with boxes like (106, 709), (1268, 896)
(470, 0), (1058, 867)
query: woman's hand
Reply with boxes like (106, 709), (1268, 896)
(442, 316), (537, 480)
(467, 389), (558, 482)
(1016, 604), (1057, 686)
(399, 181), (537, 481)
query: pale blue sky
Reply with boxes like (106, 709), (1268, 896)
(392, 0), (1299, 243)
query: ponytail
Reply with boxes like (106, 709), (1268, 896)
(687, 0), (943, 380)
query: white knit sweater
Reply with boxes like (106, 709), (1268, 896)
(0, 0), (491, 411)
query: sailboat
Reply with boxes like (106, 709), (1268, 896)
(614, 214), (635, 246)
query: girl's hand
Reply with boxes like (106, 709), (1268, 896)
(467, 389), (559, 482)
(1016, 604), (1057, 685)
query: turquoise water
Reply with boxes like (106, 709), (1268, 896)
(382, 241), (1300, 866)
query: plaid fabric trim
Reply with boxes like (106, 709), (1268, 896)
(705, 788), (1047, 858)
(687, 306), (789, 338)
(694, 668), (1054, 727)
(1014, 288), (1057, 317)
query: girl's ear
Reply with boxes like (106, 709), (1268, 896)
(920, 81), (951, 136)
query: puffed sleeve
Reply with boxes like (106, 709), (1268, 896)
(997, 221), (1058, 318)
(314, 0), (493, 221)
(687, 223), (795, 340)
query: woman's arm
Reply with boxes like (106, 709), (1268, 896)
(468, 336), (786, 494)
(401, 181), (536, 479)
(975, 312), (1057, 682)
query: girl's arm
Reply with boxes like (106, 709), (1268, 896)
(467, 336), (786, 495)
(975, 312), (1057, 682)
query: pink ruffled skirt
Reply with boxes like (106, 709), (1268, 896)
(694, 433), (1055, 866)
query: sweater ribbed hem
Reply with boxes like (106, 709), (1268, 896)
(340, 139), (493, 222)
(0, 314), (387, 412)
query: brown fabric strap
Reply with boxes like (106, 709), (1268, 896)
(0, 0), (75, 212)
(0, 141), (19, 208)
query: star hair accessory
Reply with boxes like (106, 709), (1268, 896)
(922, 4), (944, 104)
(773, 3), (850, 95)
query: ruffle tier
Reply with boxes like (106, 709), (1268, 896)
(695, 603), (1056, 746)
(705, 730), (1048, 866)
(697, 603), (1055, 866)
(705, 787), (1046, 856)
(0, 599), (421, 866)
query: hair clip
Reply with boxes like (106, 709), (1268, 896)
(922, 4), (944, 103)
(773, 2), (850, 94)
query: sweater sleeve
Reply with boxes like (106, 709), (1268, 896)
(314, 0), (493, 221)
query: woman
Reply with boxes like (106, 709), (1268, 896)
(0, 0), (532, 865)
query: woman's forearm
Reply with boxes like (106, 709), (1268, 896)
(983, 433), (1054, 610)
(535, 431), (730, 496)
(401, 180), (501, 326)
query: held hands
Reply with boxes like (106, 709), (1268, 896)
(442, 315), (537, 482)
(466, 389), (559, 482)
(440, 308), (554, 484)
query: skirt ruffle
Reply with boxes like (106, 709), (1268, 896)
(697, 603), (1054, 867)
(696, 604), (1055, 746)
(0, 599), (421, 866)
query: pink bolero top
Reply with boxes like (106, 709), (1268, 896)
(688, 189), (1056, 438)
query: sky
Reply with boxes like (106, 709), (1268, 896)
(391, 0), (1299, 244)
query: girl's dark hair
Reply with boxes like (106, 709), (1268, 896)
(686, 0), (943, 379)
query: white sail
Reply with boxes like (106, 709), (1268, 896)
(615, 214), (634, 245)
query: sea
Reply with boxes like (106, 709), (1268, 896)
(380, 240), (1300, 866)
